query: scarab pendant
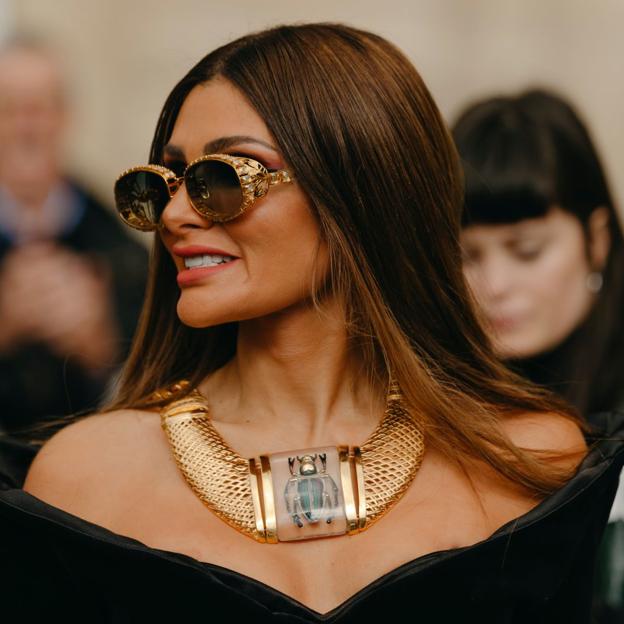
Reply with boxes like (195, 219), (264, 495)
(284, 453), (340, 528)
(252, 445), (354, 542)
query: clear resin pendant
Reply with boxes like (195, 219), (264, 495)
(248, 445), (365, 542)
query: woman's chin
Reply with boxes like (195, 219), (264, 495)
(176, 302), (231, 329)
(493, 337), (546, 361)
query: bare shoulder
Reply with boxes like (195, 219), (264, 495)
(22, 408), (164, 513)
(501, 410), (588, 468)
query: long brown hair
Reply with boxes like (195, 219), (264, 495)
(92, 24), (583, 495)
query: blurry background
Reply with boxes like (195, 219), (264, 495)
(2, 0), (624, 228)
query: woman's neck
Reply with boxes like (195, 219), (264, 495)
(199, 299), (384, 448)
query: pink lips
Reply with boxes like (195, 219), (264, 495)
(176, 262), (238, 286)
(490, 315), (523, 333)
(172, 245), (238, 258)
(172, 245), (239, 287)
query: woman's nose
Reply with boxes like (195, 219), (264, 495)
(160, 184), (214, 234)
(478, 257), (515, 300)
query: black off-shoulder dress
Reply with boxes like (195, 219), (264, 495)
(1, 413), (623, 624)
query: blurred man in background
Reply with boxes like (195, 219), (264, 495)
(0, 37), (148, 434)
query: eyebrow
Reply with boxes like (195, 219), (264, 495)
(163, 135), (279, 160)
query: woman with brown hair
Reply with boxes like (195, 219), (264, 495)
(0, 23), (621, 622)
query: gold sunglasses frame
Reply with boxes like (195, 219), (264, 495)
(114, 153), (294, 232)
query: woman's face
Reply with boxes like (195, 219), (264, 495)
(461, 206), (600, 359)
(159, 78), (328, 328)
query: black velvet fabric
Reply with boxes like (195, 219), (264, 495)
(1, 412), (623, 623)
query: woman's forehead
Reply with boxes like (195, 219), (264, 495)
(463, 207), (581, 238)
(462, 215), (559, 245)
(169, 80), (273, 158)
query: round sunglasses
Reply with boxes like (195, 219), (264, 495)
(114, 153), (294, 231)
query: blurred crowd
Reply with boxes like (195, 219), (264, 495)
(0, 29), (622, 623)
(0, 38), (148, 435)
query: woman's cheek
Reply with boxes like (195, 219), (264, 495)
(530, 247), (592, 344)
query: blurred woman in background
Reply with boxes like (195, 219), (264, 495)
(453, 88), (624, 622)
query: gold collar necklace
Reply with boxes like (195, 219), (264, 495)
(156, 380), (425, 543)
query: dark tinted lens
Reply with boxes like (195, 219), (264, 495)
(186, 159), (243, 221)
(114, 170), (170, 230)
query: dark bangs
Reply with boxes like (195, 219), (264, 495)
(453, 90), (615, 228)
(454, 100), (555, 226)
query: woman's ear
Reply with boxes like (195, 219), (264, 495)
(588, 206), (611, 271)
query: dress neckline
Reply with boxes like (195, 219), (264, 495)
(0, 487), (521, 619)
(2, 422), (623, 620)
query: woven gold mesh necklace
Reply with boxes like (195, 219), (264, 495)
(156, 380), (425, 543)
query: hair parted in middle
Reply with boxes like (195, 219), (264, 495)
(108, 22), (582, 497)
